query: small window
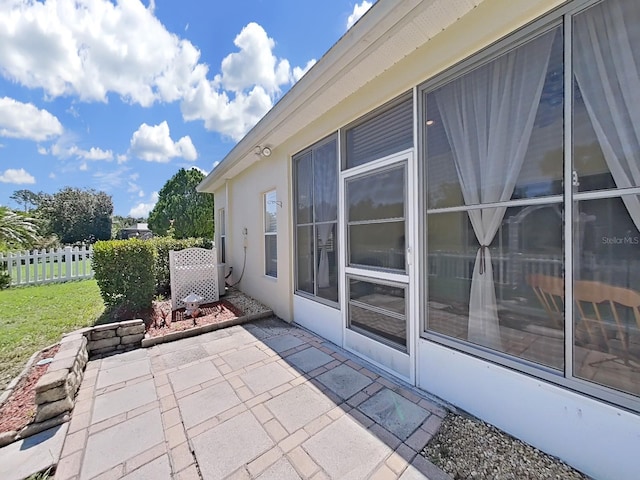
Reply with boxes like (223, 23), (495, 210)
(264, 190), (277, 277)
(218, 208), (226, 264)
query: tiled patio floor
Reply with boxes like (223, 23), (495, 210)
(55, 317), (450, 479)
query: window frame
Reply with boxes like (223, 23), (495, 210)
(417, 0), (640, 412)
(263, 190), (278, 278)
(292, 134), (340, 307)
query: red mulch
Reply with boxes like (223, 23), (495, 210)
(0, 344), (59, 435)
(145, 299), (244, 337)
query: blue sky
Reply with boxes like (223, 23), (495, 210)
(0, 0), (373, 216)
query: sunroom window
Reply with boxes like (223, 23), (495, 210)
(293, 135), (339, 304)
(571, 0), (640, 398)
(425, 26), (565, 368)
(423, 0), (640, 406)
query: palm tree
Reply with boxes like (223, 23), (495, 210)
(0, 207), (40, 247)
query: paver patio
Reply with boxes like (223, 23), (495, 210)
(52, 317), (450, 479)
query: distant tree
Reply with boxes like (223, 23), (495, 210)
(40, 187), (113, 244)
(10, 189), (43, 212)
(0, 207), (41, 249)
(148, 168), (214, 238)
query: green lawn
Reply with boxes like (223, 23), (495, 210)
(0, 280), (105, 391)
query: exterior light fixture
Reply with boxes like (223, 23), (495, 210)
(255, 146), (272, 157)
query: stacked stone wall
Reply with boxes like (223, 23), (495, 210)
(0, 319), (145, 446)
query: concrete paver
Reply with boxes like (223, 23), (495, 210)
(48, 317), (450, 479)
(177, 380), (241, 429)
(303, 415), (392, 479)
(168, 360), (220, 392)
(120, 454), (172, 480)
(156, 344), (210, 369)
(221, 345), (270, 370)
(284, 347), (334, 372)
(255, 457), (301, 480)
(95, 358), (151, 389)
(316, 363), (374, 399)
(80, 408), (164, 478)
(92, 379), (157, 423)
(239, 362), (296, 395)
(264, 384), (334, 433)
(190, 410), (274, 479)
(359, 388), (431, 441)
(262, 334), (305, 353)
(0, 423), (68, 480)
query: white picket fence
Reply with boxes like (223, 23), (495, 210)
(0, 246), (94, 286)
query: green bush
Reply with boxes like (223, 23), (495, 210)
(0, 266), (10, 290)
(92, 239), (156, 312)
(150, 237), (213, 296)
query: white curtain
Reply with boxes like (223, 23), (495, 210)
(574, 0), (640, 232)
(434, 30), (555, 349)
(314, 142), (338, 288)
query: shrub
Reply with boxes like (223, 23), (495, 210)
(0, 265), (10, 290)
(150, 237), (213, 296)
(92, 239), (156, 312)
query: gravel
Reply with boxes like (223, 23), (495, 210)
(421, 413), (589, 480)
(224, 286), (272, 317)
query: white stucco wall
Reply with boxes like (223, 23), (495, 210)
(222, 153), (293, 322)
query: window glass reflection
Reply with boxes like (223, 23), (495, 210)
(573, 195), (640, 397)
(427, 204), (564, 369)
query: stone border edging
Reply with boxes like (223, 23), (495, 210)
(141, 310), (274, 348)
(0, 347), (48, 409)
(0, 319), (145, 448)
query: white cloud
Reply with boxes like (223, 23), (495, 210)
(0, 0), (203, 107)
(0, 168), (36, 184)
(0, 97), (63, 141)
(292, 60), (316, 82)
(218, 23), (291, 95)
(347, 1), (373, 30)
(181, 22), (315, 141)
(37, 146), (48, 155)
(92, 166), (130, 191)
(0, 2), (313, 142)
(51, 141), (113, 161)
(129, 191), (158, 217)
(129, 121), (197, 162)
(79, 162), (88, 171)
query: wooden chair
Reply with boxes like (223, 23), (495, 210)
(573, 280), (640, 369)
(527, 274), (565, 329)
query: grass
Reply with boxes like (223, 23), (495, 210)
(0, 279), (105, 391)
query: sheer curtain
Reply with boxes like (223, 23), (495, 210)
(314, 142), (338, 288)
(574, 0), (640, 231)
(434, 31), (555, 349)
